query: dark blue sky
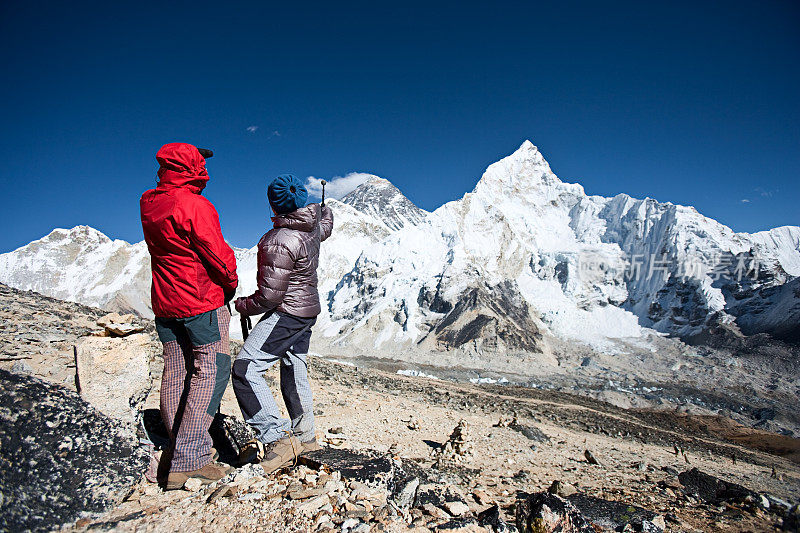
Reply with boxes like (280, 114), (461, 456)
(1, 1), (797, 251)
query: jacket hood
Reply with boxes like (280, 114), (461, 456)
(273, 204), (320, 232)
(156, 143), (209, 192)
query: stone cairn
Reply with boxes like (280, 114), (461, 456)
(434, 419), (473, 467)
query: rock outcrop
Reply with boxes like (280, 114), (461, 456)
(75, 332), (156, 426)
(0, 369), (147, 532)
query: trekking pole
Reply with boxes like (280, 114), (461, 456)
(320, 180), (327, 206)
(240, 315), (251, 341)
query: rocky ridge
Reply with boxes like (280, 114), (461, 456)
(2, 285), (799, 531)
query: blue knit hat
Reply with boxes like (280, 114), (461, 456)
(267, 174), (308, 215)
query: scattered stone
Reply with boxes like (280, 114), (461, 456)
(758, 494), (771, 510)
(472, 488), (492, 505)
(297, 494), (329, 515)
(782, 504), (800, 531)
(583, 450), (600, 465)
(11, 360), (33, 374)
(444, 500), (470, 516)
(423, 503), (451, 519)
(237, 492), (263, 501)
(516, 492), (595, 533)
(289, 486), (330, 500)
(548, 480), (577, 497)
(206, 484), (231, 503)
(301, 448), (394, 488)
(495, 415), (515, 427)
(650, 515), (666, 530)
(495, 415), (550, 443)
(96, 313), (145, 337)
(436, 516), (480, 530)
(183, 478), (203, 492)
(660, 465), (679, 476)
(341, 517), (360, 531)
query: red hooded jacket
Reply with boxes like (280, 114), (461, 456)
(140, 143), (238, 318)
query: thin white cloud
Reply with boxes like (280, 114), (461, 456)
(755, 187), (777, 198)
(270, 130), (281, 138)
(246, 125), (259, 133)
(741, 199), (750, 203)
(305, 172), (376, 200)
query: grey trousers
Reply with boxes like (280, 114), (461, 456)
(232, 311), (316, 444)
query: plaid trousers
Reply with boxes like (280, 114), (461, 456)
(156, 305), (231, 472)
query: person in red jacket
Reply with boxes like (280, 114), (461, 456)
(140, 142), (238, 490)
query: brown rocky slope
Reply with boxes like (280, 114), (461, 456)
(0, 283), (798, 532)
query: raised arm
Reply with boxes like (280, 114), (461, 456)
(320, 205), (334, 242)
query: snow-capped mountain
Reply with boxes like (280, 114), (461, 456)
(319, 141), (799, 352)
(338, 176), (428, 231)
(0, 226), (154, 317)
(1, 141), (797, 355)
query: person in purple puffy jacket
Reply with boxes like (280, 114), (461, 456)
(233, 174), (333, 473)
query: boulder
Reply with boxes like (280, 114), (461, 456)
(0, 369), (147, 532)
(496, 416), (550, 443)
(300, 448), (395, 488)
(515, 492), (595, 533)
(566, 494), (664, 532)
(511, 423), (550, 443)
(75, 333), (155, 426)
(678, 467), (755, 504)
(478, 504), (511, 532)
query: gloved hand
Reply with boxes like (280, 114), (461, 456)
(234, 297), (247, 316)
(224, 287), (236, 305)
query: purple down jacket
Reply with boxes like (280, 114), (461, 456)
(235, 203), (334, 318)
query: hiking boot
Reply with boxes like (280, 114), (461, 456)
(158, 448), (220, 483)
(260, 435), (301, 474)
(301, 439), (322, 455)
(165, 462), (233, 491)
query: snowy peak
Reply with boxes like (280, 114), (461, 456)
(0, 226), (153, 317)
(340, 176), (428, 231)
(32, 225), (113, 248)
(475, 141), (558, 191)
(471, 141), (586, 214)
